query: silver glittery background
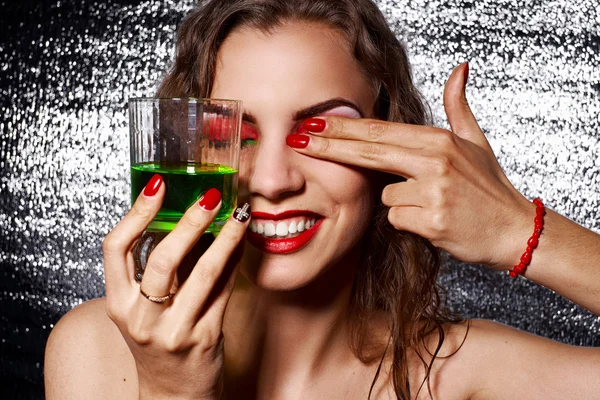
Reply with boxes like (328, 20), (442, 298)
(0, 0), (598, 397)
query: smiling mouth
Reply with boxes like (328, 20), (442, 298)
(246, 211), (324, 254)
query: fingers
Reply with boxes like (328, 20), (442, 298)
(443, 62), (476, 135)
(193, 241), (244, 331)
(304, 116), (442, 149)
(289, 114), (469, 180)
(139, 188), (223, 306)
(288, 134), (429, 179)
(174, 203), (251, 324)
(443, 63), (493, 153)
(381, 180), (425, 208)
(103, 174), (165, 294)
(387, 206), (437, 241)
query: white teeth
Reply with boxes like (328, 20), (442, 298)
(264, 223), (275, 237)
(252, 217), (320, 238)
(276, 221), (288, 237)
(288, 221), (297, 234)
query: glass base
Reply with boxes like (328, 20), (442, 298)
(133, 226), (222, 282)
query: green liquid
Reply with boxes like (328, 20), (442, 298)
(131, 162), (238, 232)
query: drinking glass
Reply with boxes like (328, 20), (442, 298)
(129, 98), (242, 281)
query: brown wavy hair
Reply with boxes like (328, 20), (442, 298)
(157, 0), (463, 398)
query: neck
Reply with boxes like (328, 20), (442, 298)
(224, 247), (362, 395)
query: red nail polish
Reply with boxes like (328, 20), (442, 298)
(143, 174), (162, 197)
(302, 118), (326, 133)
(463, 62), (470, 83)
(198, 188), (221, 210)
(286, 134), (310, 149)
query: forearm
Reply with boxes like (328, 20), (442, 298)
(505, 204), (600, 315)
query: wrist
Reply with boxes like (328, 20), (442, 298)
(494, 195), (538, 271)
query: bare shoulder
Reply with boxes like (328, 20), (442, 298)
(44, 297), (138, 399)
(401, 319), (600, 399)
(456, 319), (600, 399)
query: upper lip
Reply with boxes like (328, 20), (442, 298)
(251, 210), (323, 220)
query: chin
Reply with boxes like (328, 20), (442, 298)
(239, 245), (326, 291)
(238, 239), (363, 294)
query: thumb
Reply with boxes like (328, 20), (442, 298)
(443, 62), (492, 152)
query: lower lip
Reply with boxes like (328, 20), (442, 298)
(246, 220), (323, 254)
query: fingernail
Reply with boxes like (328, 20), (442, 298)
(198, 188), (221, 210)
(463, 62), (469, 84)
(286, 134), (310, 149)
(233, 202), (251, 223)
(143, 174), (162, 197)
(302, 118), (326, 133)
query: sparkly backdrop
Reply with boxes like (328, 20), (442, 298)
(1, 0), (599, 397)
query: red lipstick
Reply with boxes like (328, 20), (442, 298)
(247, 211), (324, 254)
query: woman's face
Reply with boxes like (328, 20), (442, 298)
(211, 21), (377, 291)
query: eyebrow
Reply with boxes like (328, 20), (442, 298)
(242, 97), (365, 124)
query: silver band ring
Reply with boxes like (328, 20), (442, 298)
(140, 288), (175, 303)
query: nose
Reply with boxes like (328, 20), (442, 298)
(247, 135), (305, 200)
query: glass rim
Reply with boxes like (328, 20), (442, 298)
(128, 97), (242, 105)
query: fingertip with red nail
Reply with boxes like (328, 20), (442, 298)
(302, 118), (326, 133)
(198, 188), (222, 210)
(286, 134), (310, 149)
(143, 174), (163, 197)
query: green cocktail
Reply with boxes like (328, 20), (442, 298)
(131, 162), (238, 233)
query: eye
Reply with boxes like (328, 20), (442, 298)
(241, 122), (259, 148)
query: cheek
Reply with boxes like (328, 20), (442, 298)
(238, 148), (257, 199)
(319, 162), (375, 212)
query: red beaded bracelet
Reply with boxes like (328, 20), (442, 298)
(509, 198), (545, 278)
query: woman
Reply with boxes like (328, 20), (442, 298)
(44, 0), (600, 398)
